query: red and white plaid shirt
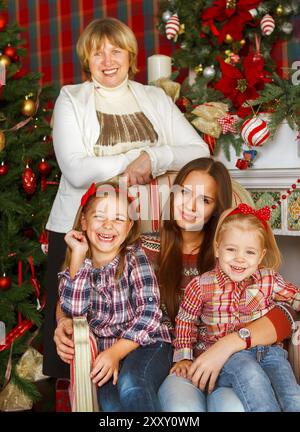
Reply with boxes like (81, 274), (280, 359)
(174, 264), (300, 361)
(59, 244), (171, 351)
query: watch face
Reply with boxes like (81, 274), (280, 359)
(239, 328), (251, 339)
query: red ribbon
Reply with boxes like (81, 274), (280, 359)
(0, 320), (33, 352)
(227, 203), (271, 229)
(203, 19), (220, 36)
(29, 255), (44, 310)
(18, 260), (23, 325)
(81, 182), (96, 207)
(41, 179), (59, 192)
(81, 182), (135, 207)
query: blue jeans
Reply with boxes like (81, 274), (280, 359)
(97, 341), (173, 412)
(217, 345), (300, 412)
(158, 373), (244, 412)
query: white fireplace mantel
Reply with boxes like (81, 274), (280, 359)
(229, 168), (300, 190)
(215, 121), (300, 236)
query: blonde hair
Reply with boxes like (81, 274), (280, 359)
(214, 207), (282, 271)
(63, 181), (141, 280)
(76, 17), (139, 79)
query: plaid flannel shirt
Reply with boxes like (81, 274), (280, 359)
(174, 264), (300, 362)
(59, 244), (171, 351)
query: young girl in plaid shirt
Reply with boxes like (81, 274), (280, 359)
(173, 203), (300, 412)
(58, 181), (172, 412)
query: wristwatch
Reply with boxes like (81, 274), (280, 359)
(238, 328), (251, 349)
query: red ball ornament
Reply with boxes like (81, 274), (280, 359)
(0, 13), (8, 31)
(3, 45), (16, 59)
(236, 159), (249, 170)
(12, 54), (20, 63)
(0, 161), (8, 176)
(0, 274), (11, 290)
(38, 158), (51, 176)
(22, 165), (36, 195)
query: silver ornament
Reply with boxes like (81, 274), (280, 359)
(281, 22), (294, 35)
(200, 46), (211, 57)
(258, 3), (268, 14)
(283, 5), (293, 15)
(203, 65), (216, 80)
(180, 42), (188, 50)
(162, 10), (172, 22)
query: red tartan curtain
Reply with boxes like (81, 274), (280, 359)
(7, 1), (300, 88)
(8, 0), (174, 87)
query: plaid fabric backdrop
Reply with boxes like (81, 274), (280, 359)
(7, 1), (300, 87)
(7, 0), (174, 87)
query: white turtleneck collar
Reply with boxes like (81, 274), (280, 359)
(92, 75), (130, 99)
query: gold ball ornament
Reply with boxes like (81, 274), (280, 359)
(276, 5), (284, 15)
(194, 64), (203, 75)
(0, 130), (5, 151)
(239, 39), (246, 46)
(225, 34), (233, 43)
(21, 98), (36, 116)
(0, 54), (11, 67)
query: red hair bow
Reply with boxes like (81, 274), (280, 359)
(81, 182), (96, 207)
(228, 203), (270, 229)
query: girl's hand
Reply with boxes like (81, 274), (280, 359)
(187, 337), (235, 394)
(170, 360), (193, 378)
(64, 230), (88, 255)
(90, 347), (121, 387)
(54, 317), (74, 364)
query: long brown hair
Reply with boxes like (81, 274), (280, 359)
(63, 181), (141, 280)
(158, 158), (232, 324)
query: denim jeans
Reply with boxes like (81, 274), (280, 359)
(158, 373), (244, 412)
(97, 341), (173, 412)
(217, 345), (300, 412)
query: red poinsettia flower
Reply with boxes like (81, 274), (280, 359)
(215, 52), (271, 113)
(202, 0), (261, 43)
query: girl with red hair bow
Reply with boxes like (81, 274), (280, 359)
(172, 203), (300, 412)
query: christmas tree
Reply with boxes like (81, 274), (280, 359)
(158, 0), (300, 167)
(0, 1), (58, 406)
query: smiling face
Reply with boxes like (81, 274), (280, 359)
(173, 170), (218, 232)
(88, 37), (130, 88)
(81, 194), (133, 265)
(215, 225), (266, 282)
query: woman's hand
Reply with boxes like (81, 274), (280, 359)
(170, 360), (193, 378)
(188, 335), (239, 393)
(64, 230), (89, 255)
(91, 347), (121, 387)
(54, 317), (74, 364)
(124, 152), (152, 186)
